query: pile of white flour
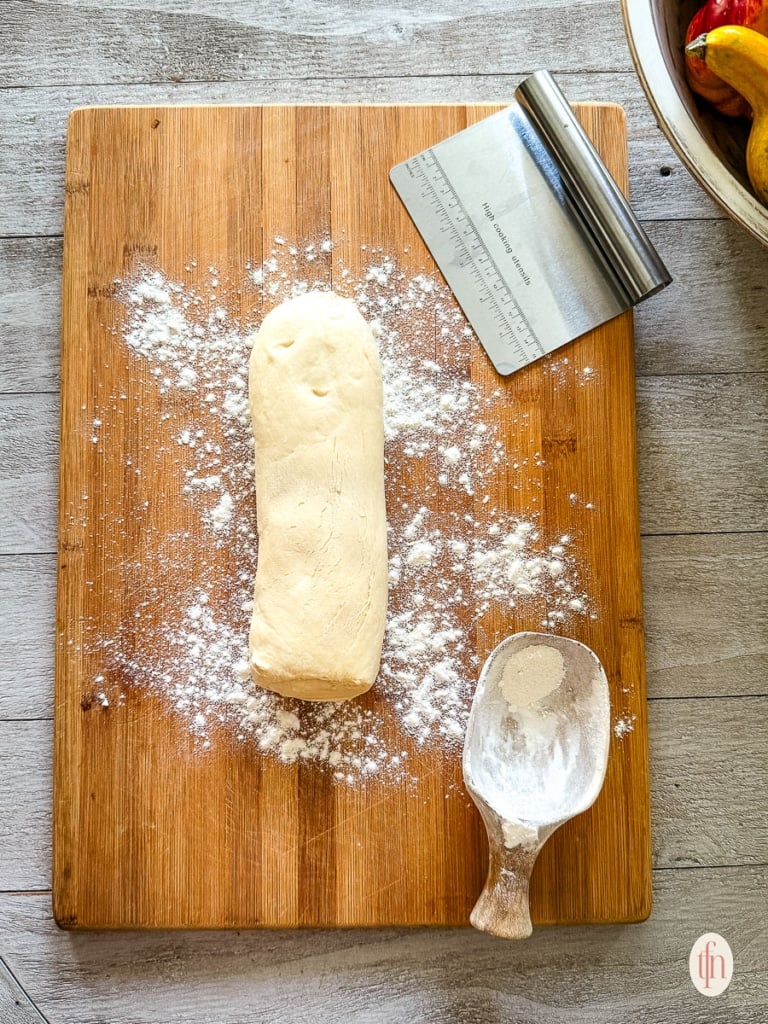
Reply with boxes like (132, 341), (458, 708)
(89, 239), (596, 784)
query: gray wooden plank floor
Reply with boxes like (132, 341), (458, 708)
(0, 1), (766, 1021)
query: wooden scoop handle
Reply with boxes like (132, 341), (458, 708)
(470, 839), (543, 939)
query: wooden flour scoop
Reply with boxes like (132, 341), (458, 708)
(462, 632), (611, 939)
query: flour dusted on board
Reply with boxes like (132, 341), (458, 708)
(84, 239), (596, 783)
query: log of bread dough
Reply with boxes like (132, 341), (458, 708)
(248, 291), (388, 701)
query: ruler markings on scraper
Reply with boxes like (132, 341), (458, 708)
(401, 148), (542, 369)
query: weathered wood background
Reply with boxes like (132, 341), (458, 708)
(0, 0), (766, 1021)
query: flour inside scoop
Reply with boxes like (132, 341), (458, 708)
(463, 632), (610, 831)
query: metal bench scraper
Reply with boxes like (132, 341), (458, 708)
(390, 70), (671, 375)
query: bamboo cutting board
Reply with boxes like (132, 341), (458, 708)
(54, 103), (652, 929)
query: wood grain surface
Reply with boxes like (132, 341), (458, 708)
(53, 103), (650, 929)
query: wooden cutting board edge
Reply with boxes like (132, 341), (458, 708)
(53, 101), (652, 930)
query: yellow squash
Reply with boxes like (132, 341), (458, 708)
(687, 25), (768, 203)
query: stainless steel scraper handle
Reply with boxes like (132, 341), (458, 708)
(515, 70), (671, 306)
